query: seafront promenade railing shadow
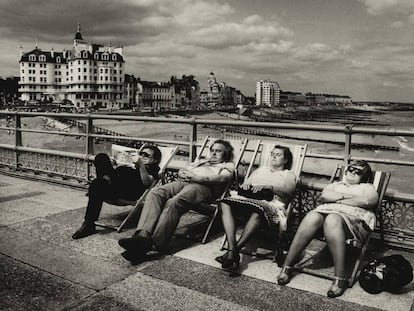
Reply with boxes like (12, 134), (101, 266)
(0, 111), (413, 250)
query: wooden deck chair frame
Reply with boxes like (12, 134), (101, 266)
(188, 136), (249, 244)
(95, 145), (178, 232)
(220, 140), (308, 255)
(295, 164), (391, 286)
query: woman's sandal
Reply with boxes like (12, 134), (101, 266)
(277, 266), (293, 285)
(221, 250), (240, 271)
(327, 276), (348, 298)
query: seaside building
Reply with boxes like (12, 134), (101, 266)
(136, 80), (175, 111)
(18, 24), (126, 110)
(169, 75), (200, 110)
(305, 93), (352, 106)
(200, 72), (244, 108)
(255, 80), (280, 107)
(279, 91), (306, 106)
(124, 74), (139, 109)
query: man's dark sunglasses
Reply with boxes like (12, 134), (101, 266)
(139, 151), (152, 158)
(347, 166), (364, 175)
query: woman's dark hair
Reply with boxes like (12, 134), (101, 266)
(347, 160), (373, 183)
(211, 139), (234, 162)
(142, 144), (162, 165)
(273, 145), (293, 170)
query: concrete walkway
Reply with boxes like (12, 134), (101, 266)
(1, 174), (413, 311)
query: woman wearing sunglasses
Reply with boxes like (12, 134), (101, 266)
(72, 144), (161, 239)
(277, 160), (379, 298)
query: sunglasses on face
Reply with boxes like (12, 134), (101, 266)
(347, 166), (364, 175)
(139, 151), (152, 158)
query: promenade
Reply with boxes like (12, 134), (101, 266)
(1, 174), (413, 311)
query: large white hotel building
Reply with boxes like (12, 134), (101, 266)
(19, 25), (125, 110)
(255, 79), (280, 107)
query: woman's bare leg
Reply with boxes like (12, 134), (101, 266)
(283, 212), (325, 266)
(236, 212), (262, 249)
(323, 214), (346, 277)
(220, 202), (237, 252)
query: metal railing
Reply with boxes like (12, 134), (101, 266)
(1, 111), (413, 249)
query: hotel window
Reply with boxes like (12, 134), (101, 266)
(103, 54), (109, 60)
(83, 52), (88, 58)
(56, 56), (61, 63)
(84, 60), (87, 65)
(112, 54), (117, 61)
(29, 55), (36, 61)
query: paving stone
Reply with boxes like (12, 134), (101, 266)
(0, 254), (94, 311)
(103, 272), (255, 311)
(0, 226), (141, 290)
(141, 256), (381, 311)
(63, 294), (143, 311)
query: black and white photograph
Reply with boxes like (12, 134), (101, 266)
(0, 0), (413, 310)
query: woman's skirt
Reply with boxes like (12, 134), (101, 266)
(311, 203), (374, 242)
(222, 192), (287, 233)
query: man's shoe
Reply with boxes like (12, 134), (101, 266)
(118, 235), (153, 253)
(72, 222), (97, 239)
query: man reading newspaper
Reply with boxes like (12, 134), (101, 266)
(72, 144), (161, 239)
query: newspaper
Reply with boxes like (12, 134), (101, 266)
(111, 144), (140, 167)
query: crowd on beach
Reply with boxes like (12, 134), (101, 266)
(72, 138), (380, 298)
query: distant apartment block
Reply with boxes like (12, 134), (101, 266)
(19, 24), (125, 110)
(255, 80), (280, 107)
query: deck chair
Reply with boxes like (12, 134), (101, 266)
(186, 136), (249, 244)
(95, 144), (178, 232)
(295, 164), (391, 286)
(220, 140), (308, 256)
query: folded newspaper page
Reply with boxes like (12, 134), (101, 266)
(111, 144), (140, 167)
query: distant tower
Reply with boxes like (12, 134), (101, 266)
(74, 22), (86, 47)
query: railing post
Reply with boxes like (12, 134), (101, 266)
(14, 112), (22, 170)
(344, 124), (353, 164)
(85, 114), (94, 181)
(189, 118), (197, 161)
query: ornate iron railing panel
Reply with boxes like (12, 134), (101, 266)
(1, 149), (89, 180)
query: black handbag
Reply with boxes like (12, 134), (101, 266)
(359, 254), (413, 294)
(237, 185), (274, 201)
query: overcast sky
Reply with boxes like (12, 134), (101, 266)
(0, 0), (413, 102)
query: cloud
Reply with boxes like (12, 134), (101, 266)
(358, 0), (414, 15)
(382, 81), (399, 87)
(390, 21), (404, 28)
(181, 15), (293, 49)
